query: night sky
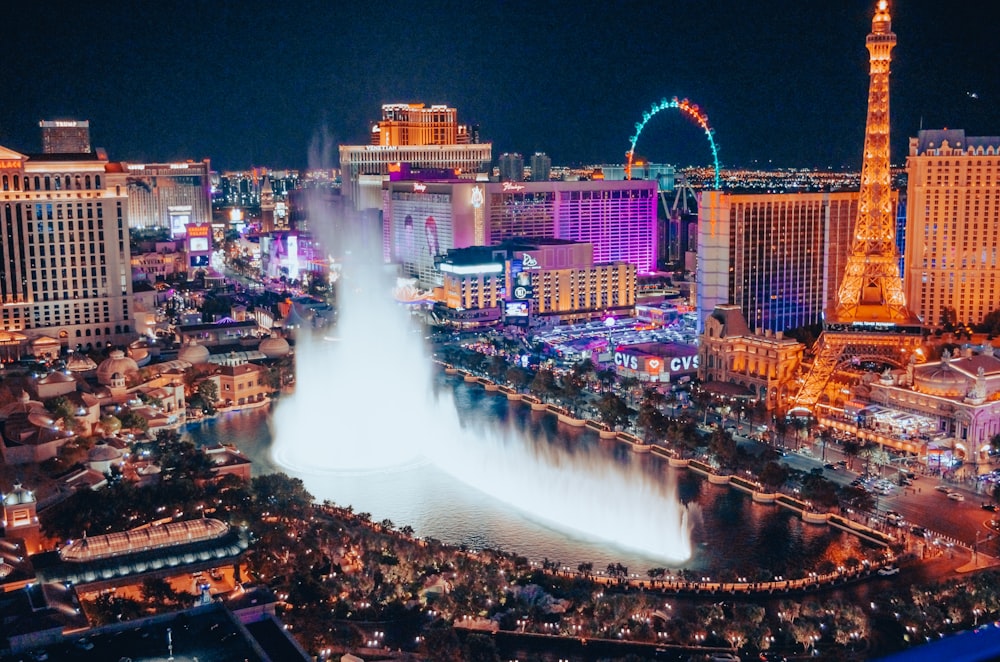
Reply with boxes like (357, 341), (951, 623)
(1, 1), (996, 171)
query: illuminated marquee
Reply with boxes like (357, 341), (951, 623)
(439, 262), (503, 275)
(613, 352), (699, 375)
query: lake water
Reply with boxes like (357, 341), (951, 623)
(184, 373), (875, 577)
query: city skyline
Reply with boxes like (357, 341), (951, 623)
(1, 1), (996, 172)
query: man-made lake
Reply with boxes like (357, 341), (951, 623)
(185, 374), (875, 578)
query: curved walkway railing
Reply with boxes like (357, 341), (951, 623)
(439, 363), (908, 596)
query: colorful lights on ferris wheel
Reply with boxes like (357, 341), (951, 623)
(626, 96), (721, 189)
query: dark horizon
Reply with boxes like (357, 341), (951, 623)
(1, 1), (996, 172)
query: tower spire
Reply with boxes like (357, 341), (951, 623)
(790, 1), (924, 415)
(831, 0), (916, 324)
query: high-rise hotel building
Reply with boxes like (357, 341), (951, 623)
(120, 160), (212, 234)
(383, 179), (657, 289)
(903, 129), (1000, 327)
(39, 119), (91, 154)
(697, 190), (884, 333)
(0, 144), (134, 353)
(339, 103), (492, 210)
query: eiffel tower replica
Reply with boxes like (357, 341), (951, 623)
(791, 0), (924, 414)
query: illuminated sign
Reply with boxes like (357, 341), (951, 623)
(413, 182), (427, 193)
(513, 285), (532, 300)
(613, 352), (699, 373)
(0, 160), (22, 169)
(614, 352), (640, 370)
(505, 301), (529, 317)
(229, 208), (243, 223)
(53, 121), (81, 127)
(187, 224), (210, 238)
(471, 185), (484, 208)
(502, 182), (525, 192)
(669, 355), (699, 371)
(387, 163), (402, 173)
(126, 164), (146, 170)
(189, 237), (209, 252)
(521, 253), (539, 269)
(439, 262), (503, 275)
(169, 163), (189, 169)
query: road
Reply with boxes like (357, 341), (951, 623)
(778, 442), (998, 558)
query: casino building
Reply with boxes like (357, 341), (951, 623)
(903, 129), (1000, 328)
(609, 342), (700, 385)
(0, 144), (135, 352)
(697, 304), (805, 412)
(383, 179), (657, 289)
(115, 160), (212, 233)
(697, 190), (869, 333)
(339, 103), (492, 210)
(436, 239), (635, 327)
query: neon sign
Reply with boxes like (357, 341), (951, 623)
(521, 253), (539, 269)
(471, 185), (484, 208)
(413, 183), (427, 193)
(502, 182), (525, 192)
(0, 160), (22, 169)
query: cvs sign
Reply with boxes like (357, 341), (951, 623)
(614, 351), (638, 370)
(668, 355), (699, 372)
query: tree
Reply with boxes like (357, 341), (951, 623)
(119, 410), (148, 433)
(773, 417), (789, 450)
(596, 367), (617, 394)
(708, 428), (738, 469)
(976, 308), (1000, 336)
(596, 393), (631, 431)
(99, 415), (122, 435)
(197, 379), (219, 407)
(619, 376), (640, 407)
(760, 461), (789, 491)
(940, 306), (958, 332)
(842, 439), (862, 471)
(528, 369), (557, 402)
(818, 426), (834, 463)
(44, 395), (79, 430)
(505, 366), (531, 392)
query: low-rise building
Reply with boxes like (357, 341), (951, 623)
(698, 304), (805, 412)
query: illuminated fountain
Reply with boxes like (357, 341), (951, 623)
(270, 229), (692, 563)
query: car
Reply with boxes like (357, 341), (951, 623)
(836, 460), (848, 467)
(910, 525), (928, 536)
(824, 463), (839, 471)
(948, 492), (965, 502)
(935, 484), (952, 493)
(982, 503), (998, 511)
(709, 654), (742, 662)
(878, 565), (900, 576)
(74, 638), (95, 651)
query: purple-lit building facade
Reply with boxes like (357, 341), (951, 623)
(383, 179), (657, 289)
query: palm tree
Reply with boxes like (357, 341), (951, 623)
(595, 368), (616, 394)
(619, 376), (640, 407)
(842, 439), (862, 471)
(819, 427), (834, 463)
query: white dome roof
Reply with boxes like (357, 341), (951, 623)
(178, 341), (211, 365)
(96, 350), (139, 386)
(258, 336), (290, 358)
